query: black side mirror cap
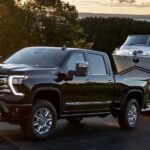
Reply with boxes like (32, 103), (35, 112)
(75, 61), (88, 77)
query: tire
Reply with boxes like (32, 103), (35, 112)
(21, 99), (57, 140)
(67, 117), (83, 124)
(118, 99), (140, 130)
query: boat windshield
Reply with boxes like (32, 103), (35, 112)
(123, 35), (150, 46)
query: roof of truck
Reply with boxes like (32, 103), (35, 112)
(23, 46), (105, 55)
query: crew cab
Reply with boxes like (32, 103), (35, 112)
(0, 47), (149, 140)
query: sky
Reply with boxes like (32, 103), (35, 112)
(63, 0), (150, 15)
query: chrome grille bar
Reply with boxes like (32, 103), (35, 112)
(0, 75), (11, 95)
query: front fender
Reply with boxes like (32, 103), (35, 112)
(31, 87), (61, 103)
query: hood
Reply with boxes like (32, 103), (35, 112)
(0, 63), (59, 75)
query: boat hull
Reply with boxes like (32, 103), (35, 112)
(113, 54), (150, 73)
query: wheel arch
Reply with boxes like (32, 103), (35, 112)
(125, 89), (144, 110)
(32, 87), (62, 117)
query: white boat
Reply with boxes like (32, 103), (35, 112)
(112, 35), (150, 75)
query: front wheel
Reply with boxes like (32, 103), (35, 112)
(118, 99), (140, 130)
(21, 100), (57, 140)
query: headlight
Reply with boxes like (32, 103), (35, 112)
(12, 76), (27, 85)
(8, 75), (28, 96)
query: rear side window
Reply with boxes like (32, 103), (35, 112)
(67, 53), (85, 70)
(87, 53), (107, 75)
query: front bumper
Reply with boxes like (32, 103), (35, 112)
(0, 101), (32, 124)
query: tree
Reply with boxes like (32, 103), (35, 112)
(80, 17), (150, 69)
(22, 0), (92, 48)
(0, 0), (91, 58)
(118, 0), (136, 3)
(111, 0), (136, 3)
(0, 0), (36, 57)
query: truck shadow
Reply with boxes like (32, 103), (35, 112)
(0, 119), (120, 141)
(141, 111), (150, 117)
(0, 117), (146, 150)
(0, 136), (20, 150)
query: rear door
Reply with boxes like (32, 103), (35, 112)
(86, 52), (114, 111)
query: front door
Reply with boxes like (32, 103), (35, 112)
(62, 52), (92, 113)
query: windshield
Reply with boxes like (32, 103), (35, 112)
(4, 48), (66, 68)
(123, 35), (150, 46)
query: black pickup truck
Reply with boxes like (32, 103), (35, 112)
(0, 47), (149, 140)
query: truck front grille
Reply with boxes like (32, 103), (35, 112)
(0, 75), (11, 95)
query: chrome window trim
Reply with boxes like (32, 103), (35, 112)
(0, 75), (8, 77)
(88, 73), (108, 76)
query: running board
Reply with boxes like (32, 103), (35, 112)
(60, 111), (111, 118)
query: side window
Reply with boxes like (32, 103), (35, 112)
(88, 53), (107, 75)
(67, 53), (85, 70)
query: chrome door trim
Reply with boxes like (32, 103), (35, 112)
(65, 101), (112, 106)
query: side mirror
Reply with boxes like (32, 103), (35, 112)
(75, 61), (88, 76)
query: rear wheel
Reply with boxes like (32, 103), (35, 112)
(67, 117), (83, 124)
(118, 99), (140, 129)
(21, 99), (57, 140)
